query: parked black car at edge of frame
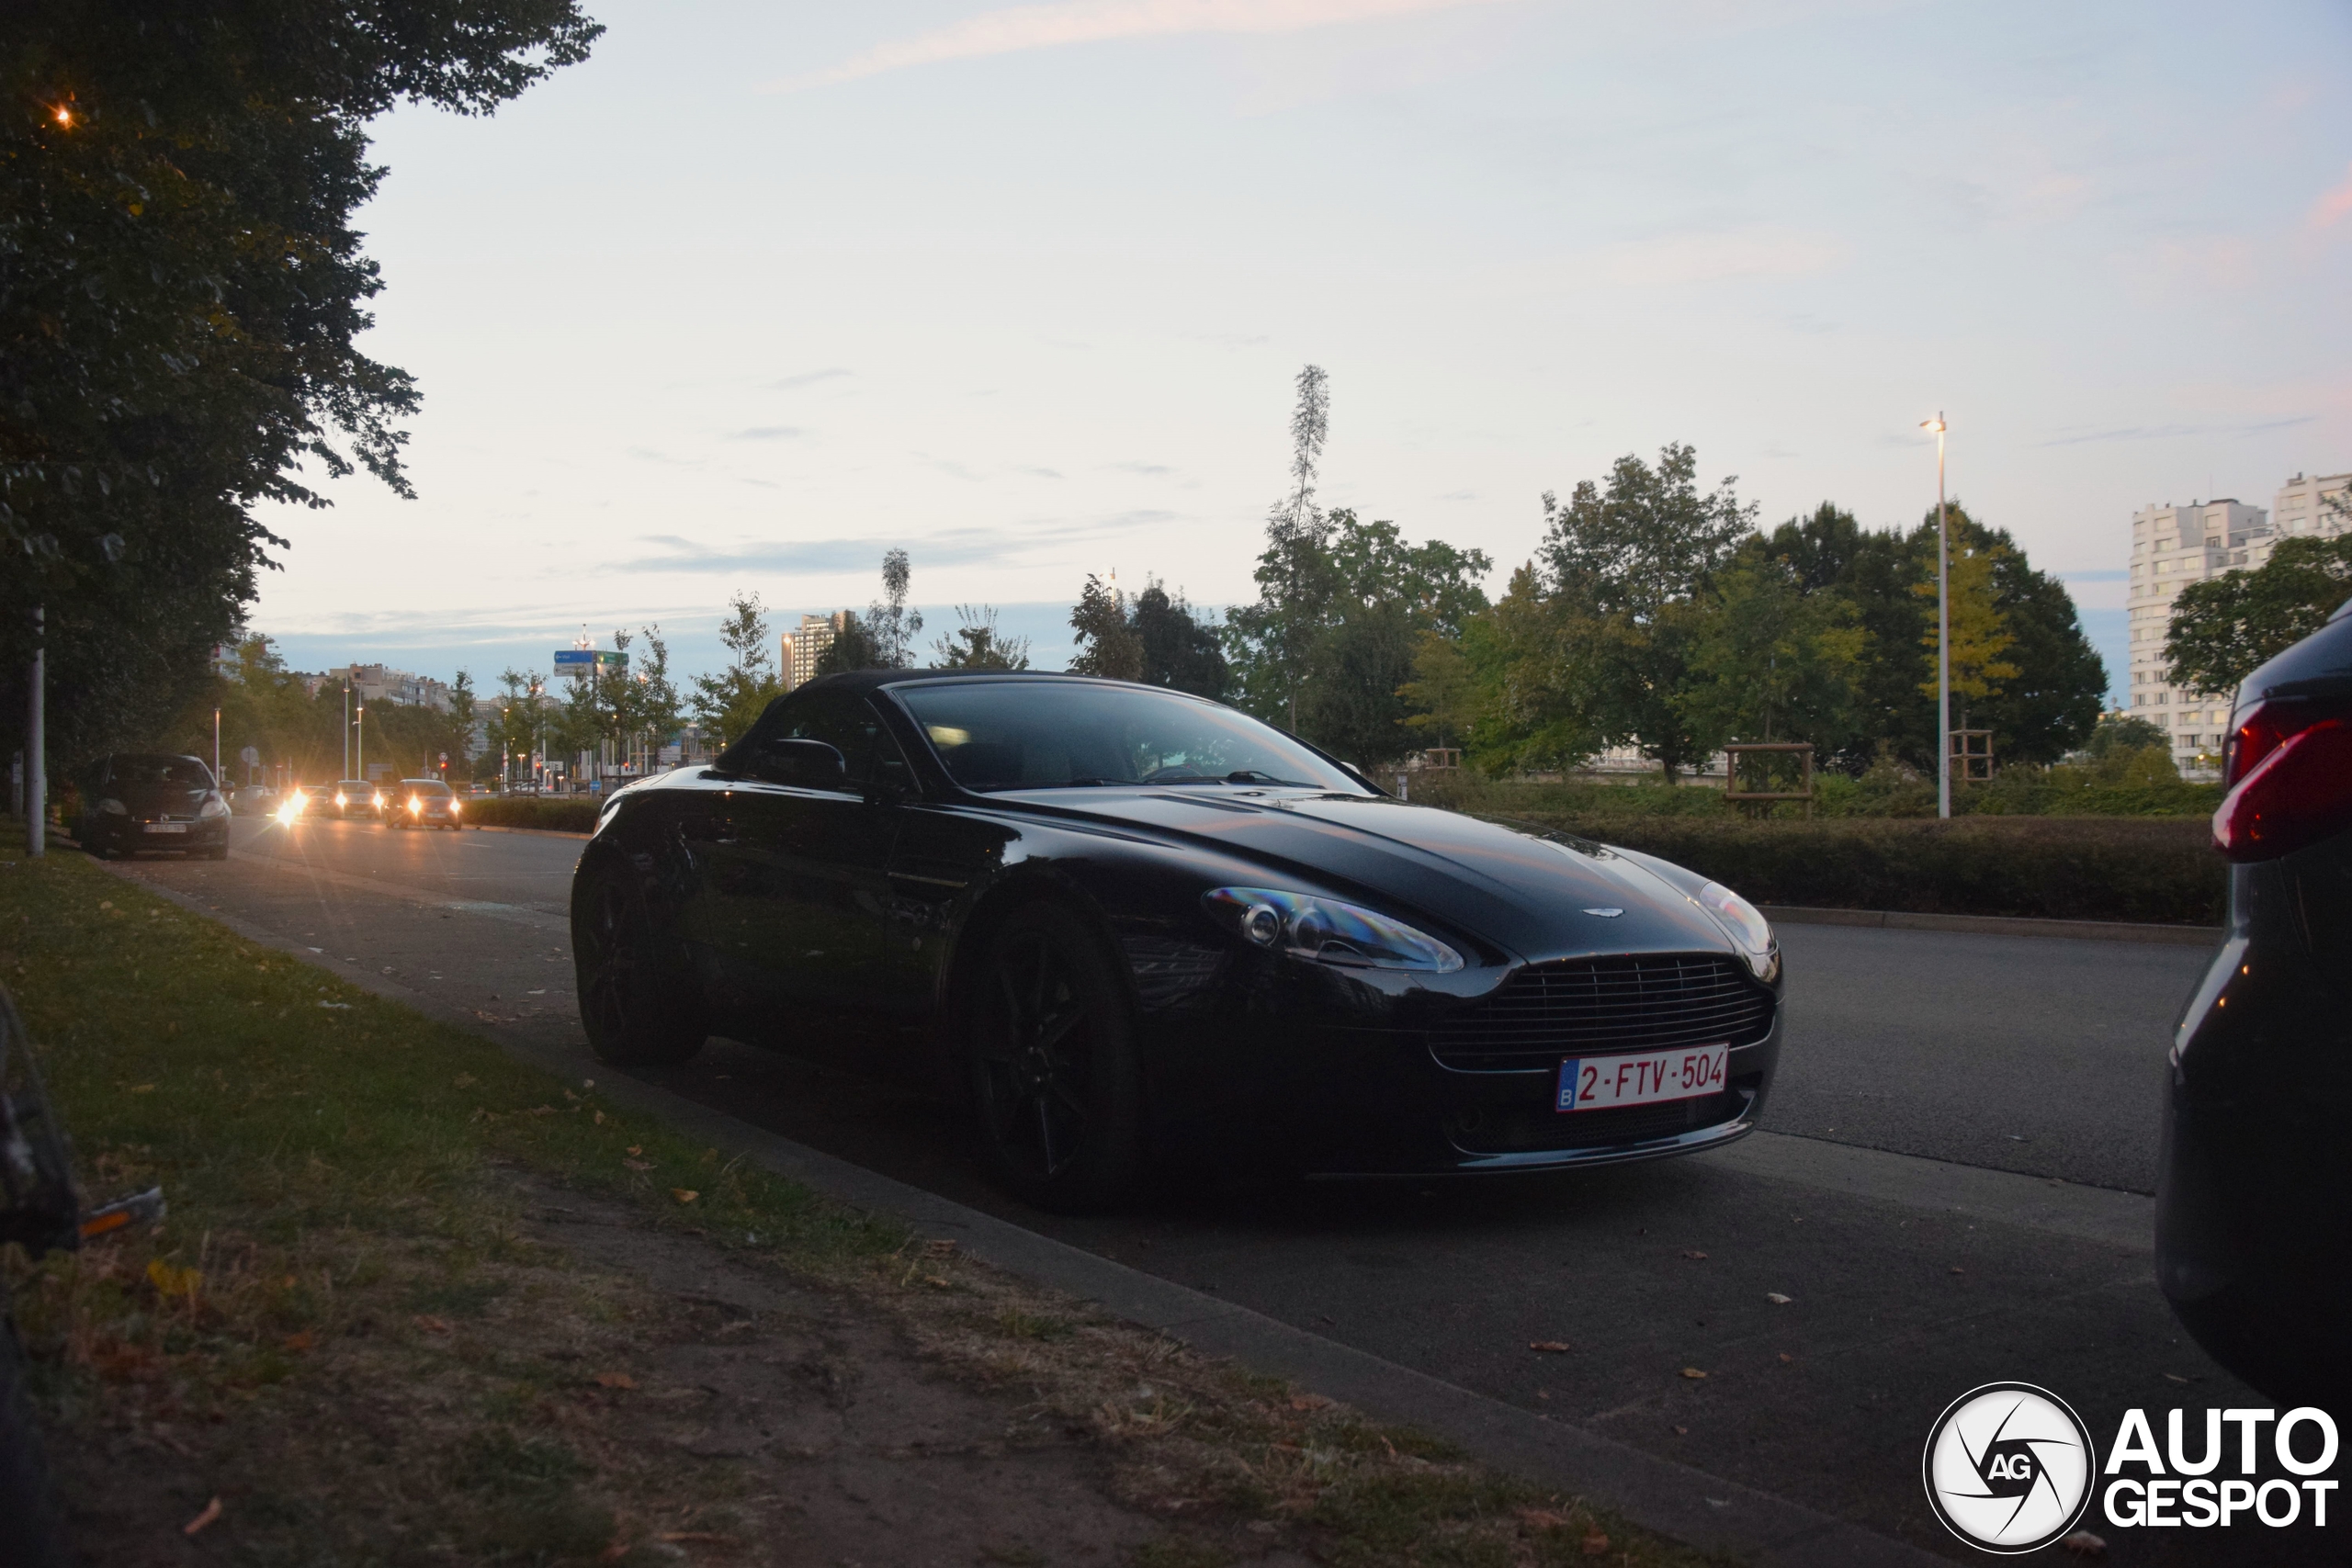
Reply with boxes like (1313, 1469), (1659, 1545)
(568, 671), (1784, 1211)
(2157, 592), (2352, 1408)
(71, 754), (232, 861)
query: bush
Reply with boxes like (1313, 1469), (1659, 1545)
(1524, 815), (2222, 925)
(464, 795), (599, 833)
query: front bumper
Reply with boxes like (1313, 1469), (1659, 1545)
(1135, 942), (1782, 1177)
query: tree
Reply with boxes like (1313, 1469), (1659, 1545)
(1131, 580), (1227, 698)
(1226, 366), (1337, 728)
(1069, 575), (1143, 681)
(1399, 629), (1480, 753)
(2079, 712), (2169, 758)
(866, 548), (923, 669)
(1915, 536), (2019, 728)
(933, 605), (1030, 671)
(631, 626), (687, 764)
(690, 592), (784, 750)
(443, 669), (476, 779)
(1, 0), (601, 778)
(492, 668), (542, 783)
(2165, 532), (2352, 696)
(1534, 444), (1758, 780)
(816, 615), (882, 676)
(1679, 555), (1866, 750)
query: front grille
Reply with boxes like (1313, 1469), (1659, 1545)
(1430, 953), (1774, 1073)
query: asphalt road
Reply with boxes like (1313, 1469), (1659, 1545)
(111, 815), (2325, 1565)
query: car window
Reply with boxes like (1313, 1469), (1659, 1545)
(104, 755), (214, 792)
(406, 781), (453, 797)
(744, 688), (890, 791)
(893, 681), (1364, 794)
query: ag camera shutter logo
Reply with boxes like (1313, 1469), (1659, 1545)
(1923, 1382), (2095, 1552)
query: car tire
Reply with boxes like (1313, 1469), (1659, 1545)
(967, 902), (1145, 1213)
(572, 859), (706, 1067)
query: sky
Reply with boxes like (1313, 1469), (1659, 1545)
(253, 0), (2352, 702)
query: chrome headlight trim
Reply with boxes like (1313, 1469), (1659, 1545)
(1203, 887), (1464, 974)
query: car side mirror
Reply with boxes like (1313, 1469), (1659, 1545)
(755, 737), (848, 788)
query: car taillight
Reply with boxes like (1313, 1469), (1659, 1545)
(2213, 705), (2352, 862)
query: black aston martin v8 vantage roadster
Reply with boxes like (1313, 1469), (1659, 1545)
(571, 671), (1783, 1209)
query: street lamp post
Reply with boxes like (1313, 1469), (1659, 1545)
(1921, 413), (1951, 819)
(356, 701), (365, 787)
(342, 682), (350, 778)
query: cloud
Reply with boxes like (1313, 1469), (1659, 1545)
(1587, 227), (1847, 287)
(628, 446), (699, 467)
(1020, 467), (1067, 479)
(2035, 415), (2312, 447)
(726, 426), (803, 441)
(617, 513), (1179, 576)
(775, 0), (1515, 90)
(2310, 164), (2352, 230)
(1114, 460), (1173, 475)
(770, 367), (851, 389)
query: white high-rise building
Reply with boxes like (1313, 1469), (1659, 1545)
(2125, 470), (2348, 775)
(779, 611), (854, 692)
(2126, 498), (2268, 774)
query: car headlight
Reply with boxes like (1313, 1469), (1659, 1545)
(98, 796), (129, 816)
(334, 793), (347, 807)
(198, 795), (230, 818)
(1204, 887), (1464, 973)
(1694, 881), (1773, 955)
(372, 792), (385, 807)
(449, 799), (460, 815)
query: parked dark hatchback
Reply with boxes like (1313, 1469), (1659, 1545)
(569, 671), (1784, 1209)
(73, 754), (231, 860)
(2157, 594), (2352, 1406)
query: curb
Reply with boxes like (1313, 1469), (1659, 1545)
(1760, 903), (2222, 946)
(467, 822), (594, 840)
(100, 860), (1948, 1568)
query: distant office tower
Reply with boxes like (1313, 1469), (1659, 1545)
(779, 611), (855, 692)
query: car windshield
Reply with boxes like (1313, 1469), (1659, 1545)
(109, 755), (213, 792)
(405, 781), (453, 797)
(893, 680), (1367, 794)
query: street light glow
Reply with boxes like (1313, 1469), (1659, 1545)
(1920, 418), (1945, 433)
(52, 106), (72, 127)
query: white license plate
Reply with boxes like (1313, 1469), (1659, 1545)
(1557, 1043), (1728, 1112)
(141, 822), (189, 834)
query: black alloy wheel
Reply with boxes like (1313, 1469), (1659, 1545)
(572, 860), (706, 1067)
(968, 903), (1143, 1213)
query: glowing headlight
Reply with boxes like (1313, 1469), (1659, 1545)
(408, 797), (421, 813)
(372, 792), (385, 808)
(1694, 881), (1773, 955)
(334, 793), (347, 808)
(1204, 887), (1463, 973)
(449, 799), (460, 815)
(98, 796), (129, 816)
(275, 798), (302, 825)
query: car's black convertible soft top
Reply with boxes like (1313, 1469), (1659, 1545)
(571, 671), (1782, 1209)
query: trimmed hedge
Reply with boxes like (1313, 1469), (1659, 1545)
(464, 795), (599, 833)
(1505, 814), (2225, 926)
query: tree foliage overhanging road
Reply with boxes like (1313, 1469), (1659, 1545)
(1, 0), (602, 767)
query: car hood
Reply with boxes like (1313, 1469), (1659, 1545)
(112, 783), (210, 816)
(994, 788), (1739, 964)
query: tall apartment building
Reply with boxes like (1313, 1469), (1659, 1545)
(779, 611), (854, 691)
(2125, 470), (2350, 773)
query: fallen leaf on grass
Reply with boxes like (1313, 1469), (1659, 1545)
(1672, 1425), (1688, 1435)
(413, 1314), (452, 1334)
(1582, 1531), (1611, 1555)
(623, 1159), (652, 1171)
(660, 1533), (736, 1545)
(2163, 1372), (2193, 1384)
(1778, 1352), (1795, 1364)
(1950, 1266), (1965, 1275)
(184, 1497), (222, 1536)
(672, 1189), (699, 1204)
(1679, 1368), (1708, 1380)
(1529, 1341), (1571, 1353)
(130, 1084), (155, 1094)
(1766, 1292), (1792, 1304)
(454, 1073), (476, 1087)
(1288, 1393), (1333, 1411)
(1681, 1250), (1708, 1260)
(626, 1145), (642, 1156)
(145, 1259), (202, 1299)
(1515, 1507), (1567, 1529)
(594, 1371), (638, 1390)
(923, 1238), (958, 1258)
(2062, 1529), (2107, 1556)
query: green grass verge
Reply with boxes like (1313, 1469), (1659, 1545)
(0, 842), (1729, 1568)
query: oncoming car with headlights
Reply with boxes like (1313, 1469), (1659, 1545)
(323, 779), (382, 819)
(569, 671), (1783, 1210)
(386, 778), (465, 829)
